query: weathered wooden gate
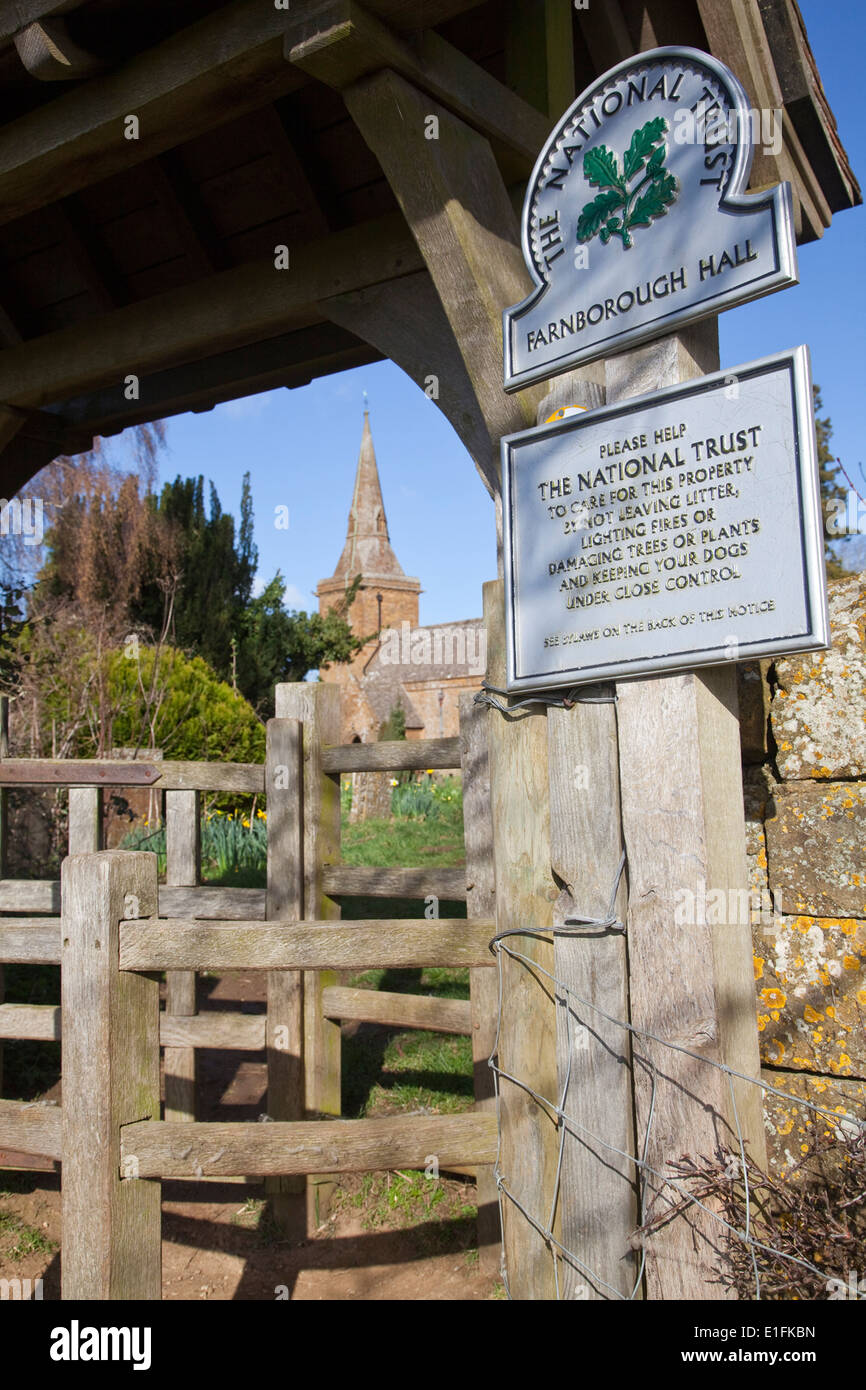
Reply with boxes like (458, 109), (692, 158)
(0, 682), (502, 1295)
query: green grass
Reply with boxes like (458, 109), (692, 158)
(0, 1208), (57, 1261)
(333, 1169), (477, 1255)
(341, 787), (465, 869)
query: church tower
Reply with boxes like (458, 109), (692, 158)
(316, 409), (421, 738)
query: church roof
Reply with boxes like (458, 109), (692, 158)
(325, 411), (416, 585)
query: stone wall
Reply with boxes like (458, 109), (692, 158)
(738, 575), (866, 1175)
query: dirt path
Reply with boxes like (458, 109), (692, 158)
(0, 971), (500, 1301)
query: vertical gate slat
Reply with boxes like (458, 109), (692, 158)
(275, 683), (342, 1233)
(459, 691), (502, 1276)
(164, 788), (199, 1123)
(264, 717), (306, 1236)
(483, 580), (560, 1300)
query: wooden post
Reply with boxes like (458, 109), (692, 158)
(61, 851), (161, 1299)
(529, 370), (641, 1299)
(547, 703), (639, 1300)
(606, 323), (767, 1299)
(344, 70), (544, 462)
(483, 580), (560, 1300)
(458, 691), (501, 1276)
(164, 789), (199, 1123)
(264, 718), (305, 1238)
(274, 683), (342, 1233)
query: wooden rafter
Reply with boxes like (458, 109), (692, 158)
(0, 211), (421, 411)
(576, 0), (635, 72)
(0, 0), (81, 47)
(146, 155), (222, 278)
(0, 0), (304, 228)
(55, 197), (124, 311)
(344, 71), (544, 490)
(256, 103), (329, 239)
(287, 0), (551, 172)
(42, 322), (381, 442)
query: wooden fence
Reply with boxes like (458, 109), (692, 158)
(0, 684), (500, 1294)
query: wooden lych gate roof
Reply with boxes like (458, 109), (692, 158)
(0, 0), (858, 500)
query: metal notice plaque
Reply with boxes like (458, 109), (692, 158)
(503, 46), (798, 391)
(503, 348), (828, 692)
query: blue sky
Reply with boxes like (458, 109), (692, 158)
(122, 1), (865, 625)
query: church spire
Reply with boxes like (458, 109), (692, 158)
(328, 408), (406, 581)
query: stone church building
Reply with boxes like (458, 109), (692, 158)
(316, 410), (485, 746)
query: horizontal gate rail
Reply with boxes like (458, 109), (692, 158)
(0, 879), (269, 917)
(321, 985), (471, 1034)
(322, 864), (467, 899)
(0, 1098), (61, 1160)
(119, 917), (496, 972)
(0, 918), (60, 963)
(0, 758), (265, 792)
(122, 1113), (498, 1178)
(0, 1002), (267, 1051)
(321, 737), (460, 773)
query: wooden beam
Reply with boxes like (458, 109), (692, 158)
(122, 1113), (498, 1179)
(0, 0), (305, 227)
(0, 2), (81, 47)
(0, 1002), (268, 1050)
(0, 211), (422, 411)
(696, 0), (830, 241)
(759, 0), (861, 213)
(543, 0), (576, 118)
(0, 435), (59, 500)
(0, 879), (268, 917)
(321, 985), (471, 1034)
(0, 758), (161, 784)
(345, 72), (544, 490)
(0, 917), (60, 963)
(256, 103), (329, 239)
(13, 14), (104, 81)
(120, 918), (496, 973)
(576, 1), (634, 73)
(321, 736), (459, 773)
(0, 1002), (60, 1040)
(322, 863), (466, 899)
(146, 156), (222, 278)
(160, 1012), (264, 1051)
(159, 885), (265, 920)
(322, 269), (495, 496)
(0, 1097), (62, 1160)
(48, 323), (380, 443)
(287, 0), (550, 170)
